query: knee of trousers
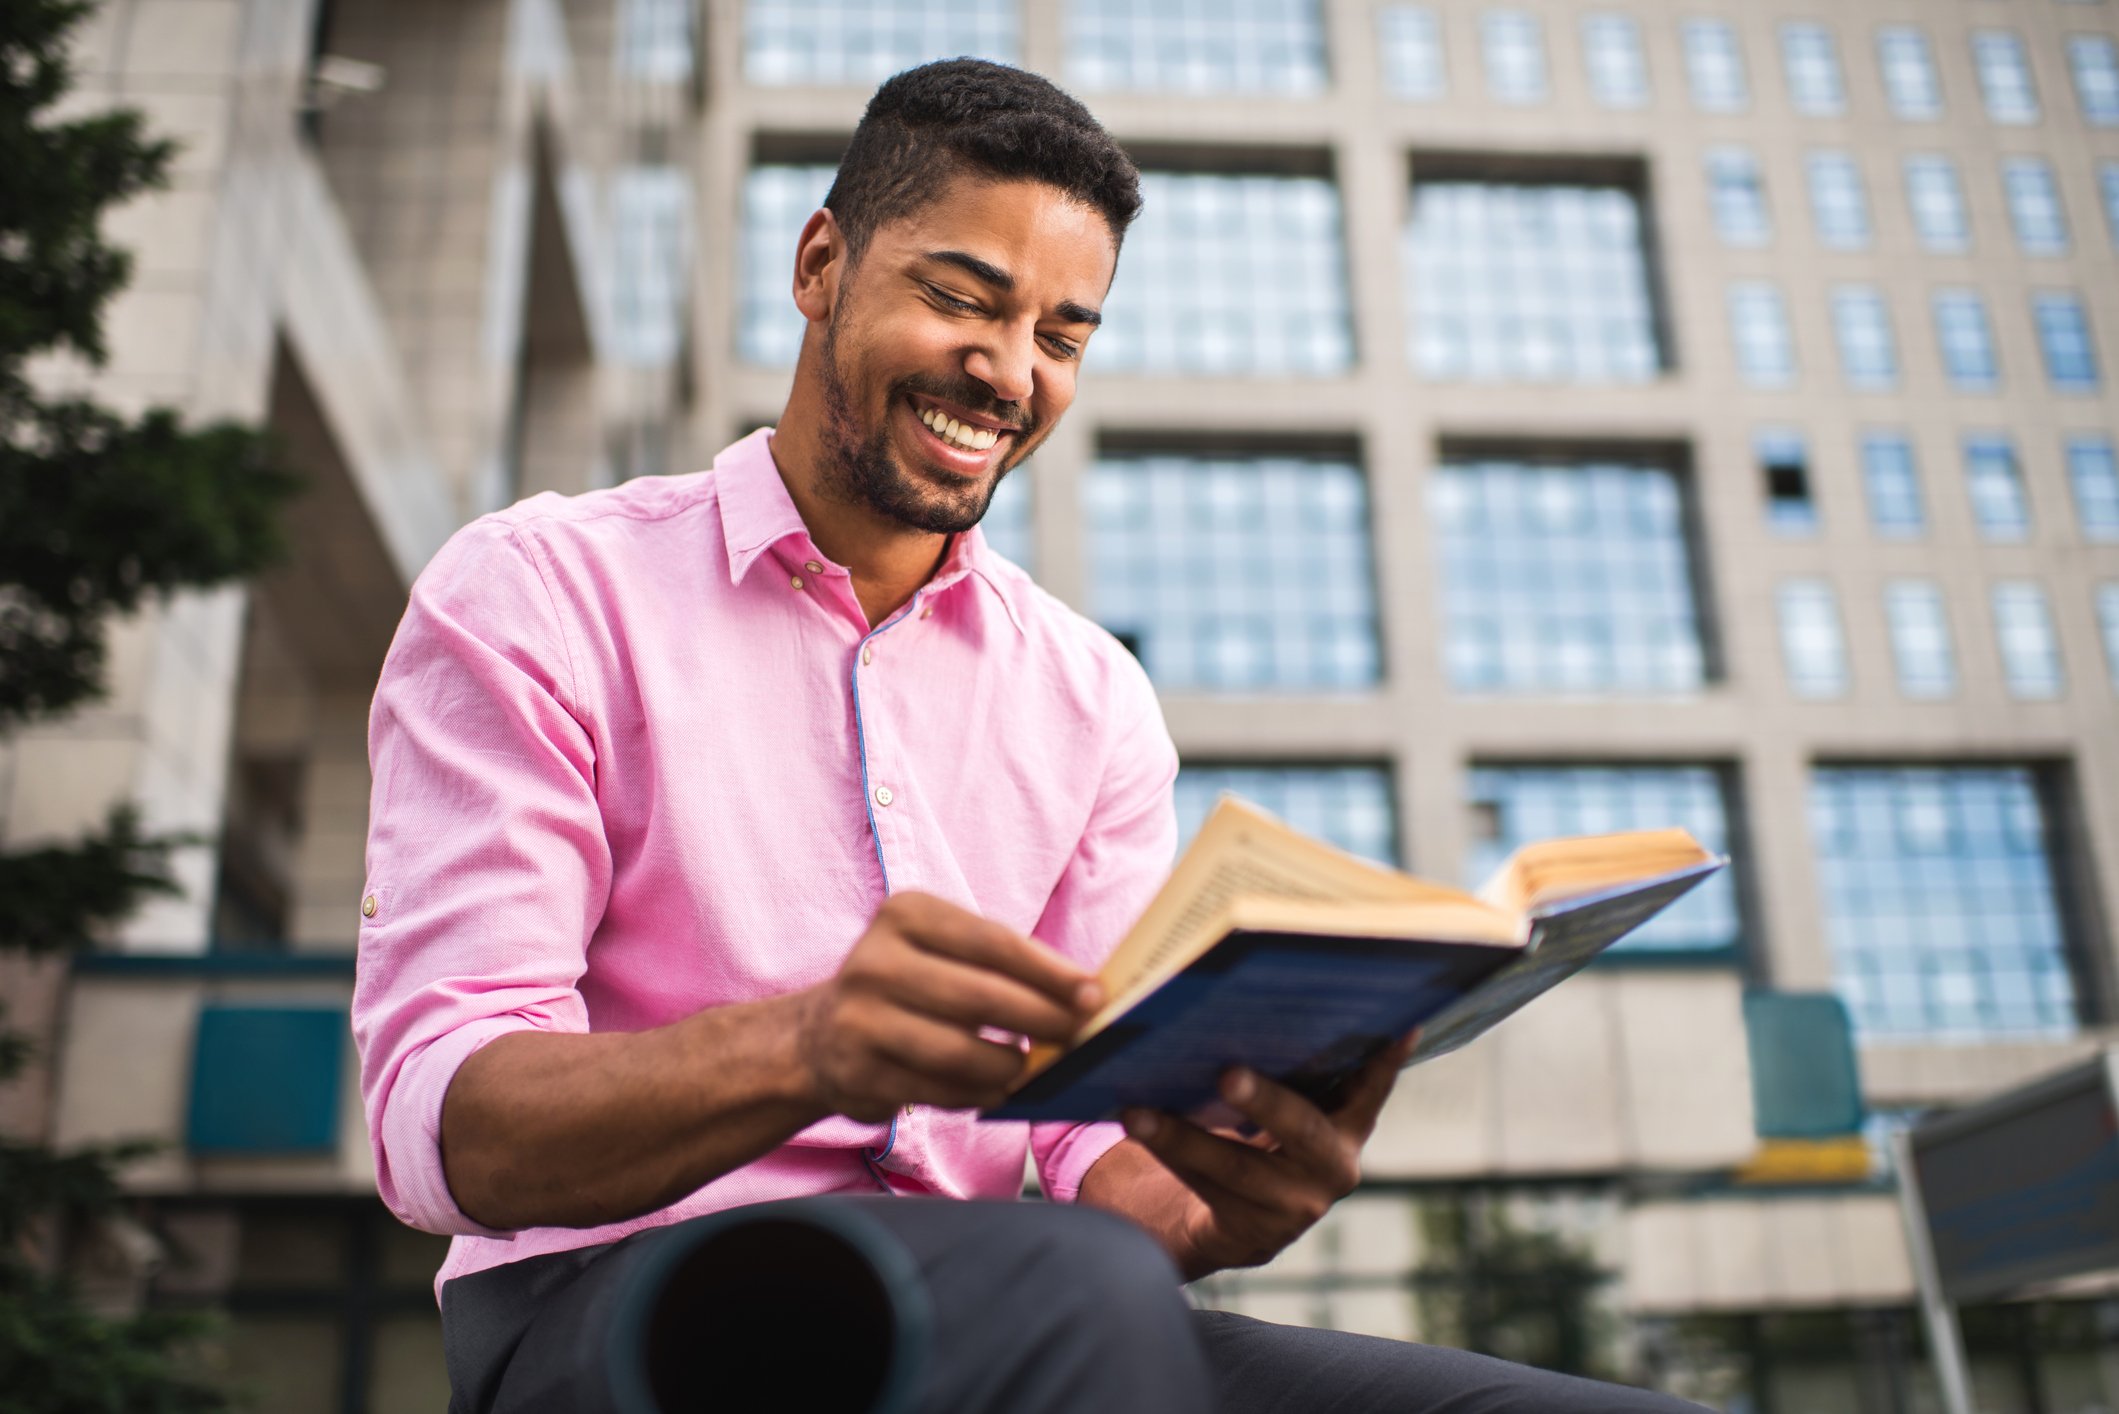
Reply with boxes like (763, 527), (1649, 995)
(1002, 1205), (1194, 1344)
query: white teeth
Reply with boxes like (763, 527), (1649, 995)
(918, 405), (1000, 453)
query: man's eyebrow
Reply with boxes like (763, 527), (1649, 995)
(920, 249), (1103, 328)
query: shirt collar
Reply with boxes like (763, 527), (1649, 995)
(715, 427), (1028, 638)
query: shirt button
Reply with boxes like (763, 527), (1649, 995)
(790, 574), (804, 590)
(861, 644), (874, 666)
(920, 605), (933, 619)
(874, 785), (894, 807)
(804, 560), (823, 575)
(361, 894), (377, 918)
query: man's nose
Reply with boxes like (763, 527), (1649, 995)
(965, 327), (1035, 407)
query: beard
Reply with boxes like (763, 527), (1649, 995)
(814, 305), (1031, 536)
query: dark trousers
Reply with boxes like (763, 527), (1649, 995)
(441, 1197), (1706, 1413)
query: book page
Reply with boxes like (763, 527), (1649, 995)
(1411, 860), (1724, 1061)
(1095, 796), (1461, 1005)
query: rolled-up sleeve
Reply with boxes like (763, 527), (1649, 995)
(1028, 649), (1178, 1202)
(353, 519), (610, 1237)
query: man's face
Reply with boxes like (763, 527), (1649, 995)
(808, 175), (1117, 536)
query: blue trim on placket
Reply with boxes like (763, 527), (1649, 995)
(851, 588), (926, 1184)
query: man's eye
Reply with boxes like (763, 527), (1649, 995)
(928, 287), (979, 312)
(1043, 336), (1080, 361)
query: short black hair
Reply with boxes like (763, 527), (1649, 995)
(822, 59), (1142, 261)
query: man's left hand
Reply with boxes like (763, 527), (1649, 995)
(1080, 1030), (1419, 1279)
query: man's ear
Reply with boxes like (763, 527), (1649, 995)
(791, 207), (846, 324)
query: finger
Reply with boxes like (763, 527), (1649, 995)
(888, 894), (1100, 1011)
(1331, 1028), (1421, 1138)
(1126, 1126), (1284, 1226)
(1123, 1109), (1305, 1212)
(877, 946), (1087, 1044)
(865, 1008), (1027, 1096)
(1219, 1069), (1351, 1186)
(847, 1053), (1015, 1115)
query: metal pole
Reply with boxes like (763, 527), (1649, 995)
(1892, 1127), (1974, 1414)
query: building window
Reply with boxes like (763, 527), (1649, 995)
(608, 167), (692, 369)
(1729, 282), (1796, 388)
(1175, 764), (1397, 865)
(1404, 177), (1661, 384)
(1904, 155), (1970, 252)
(1777, 580), (1848, 698)
(1973, 30), (2040, 125)
(1101, 171), (1352, 377)
(1806, 152), (1871, 249)
(1884, 580), (1956, 698)
(617, 0), (695, 81)
(1831, 286), (1898, 390)
(979, 470), (1033, 574)
(2069, 34), (2119, 126)
(2033, 293), (2101, 391)
(2097, 584), (2119, 690)
(1481, 9), (1548, 103)
(1932, 290), (1999, 391)
(2003, 158), (2071, 255)
(739, 162), (835, 366)
(1759, 428), (1817, 534)
(1380, 6), (1447, 99)
(1993, 582), (2065, 699)
(1068, 0), (1328, 95)
(1861, 432), (1926, 536)
(2103, 163), (2119, 247)
(1781, 22), (1846, 116)
(1965, 435), (2031, 541)
(1467, 766), (1740, 954)
(2069, 435), (2119, 540)
(1581, 13), (1648, 108)
(1811, 766), (2078, 1041)
(1085, 452), (1379, 691)
(1876, 27), (1943, 120)
(1430, 453), (1708, 694)
(1682, 19), (1748, 112)
(742, 0), (1015, 84)
(1705, 147), (1771, 247)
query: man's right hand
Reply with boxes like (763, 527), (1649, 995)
(793, 891), (1103, 1122)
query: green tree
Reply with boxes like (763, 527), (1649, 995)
(0, 1), (296, 1407)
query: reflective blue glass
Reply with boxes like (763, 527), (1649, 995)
(1176, 764), (1397, 865)
(1103, 172), (1353, 376)
(1431, 456), (1707, 694)
(743, 0), (1015, 84)
(1932, 291), (1999, 390)
(740, 163), (836, 366)
(1812, 766), (2076, 1041)
(1406, 180), (1660, 383)
(2033, 294), (2100, 391)
(1861, 433), (1926, 535)
(2068, 436), (2119, 540)
(1069, 0), (1327, 95)
(1467, 765), (1739, 953)
(1087, 453), (1379, 692)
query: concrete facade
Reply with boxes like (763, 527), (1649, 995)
(8, 0), (2118, 1409)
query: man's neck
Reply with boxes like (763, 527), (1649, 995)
(765, 424), (951, 629)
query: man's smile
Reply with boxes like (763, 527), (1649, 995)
(901, 391), (1017, 475)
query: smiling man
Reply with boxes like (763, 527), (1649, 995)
(355, 60), (1702, 1413)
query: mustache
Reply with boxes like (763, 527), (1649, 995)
(896, 375), (1034, 435)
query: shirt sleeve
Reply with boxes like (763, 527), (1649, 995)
(352, 518), (610, 1237)
(1028, 647), (1178, 1203)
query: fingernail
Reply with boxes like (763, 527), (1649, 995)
(1222, 1069), (1254, 1104)
(1124, 1109), (1158, 1139)
(1074, 981), (1103, 1012)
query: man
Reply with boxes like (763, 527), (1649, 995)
(356, 58), (1702, 1412)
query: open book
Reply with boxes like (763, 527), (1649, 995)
(983, 795), (1726, 1124)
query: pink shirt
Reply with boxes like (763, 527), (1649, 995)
(354, 429), (1177, 1298)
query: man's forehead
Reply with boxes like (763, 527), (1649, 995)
(873, 176), (1118, 292)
